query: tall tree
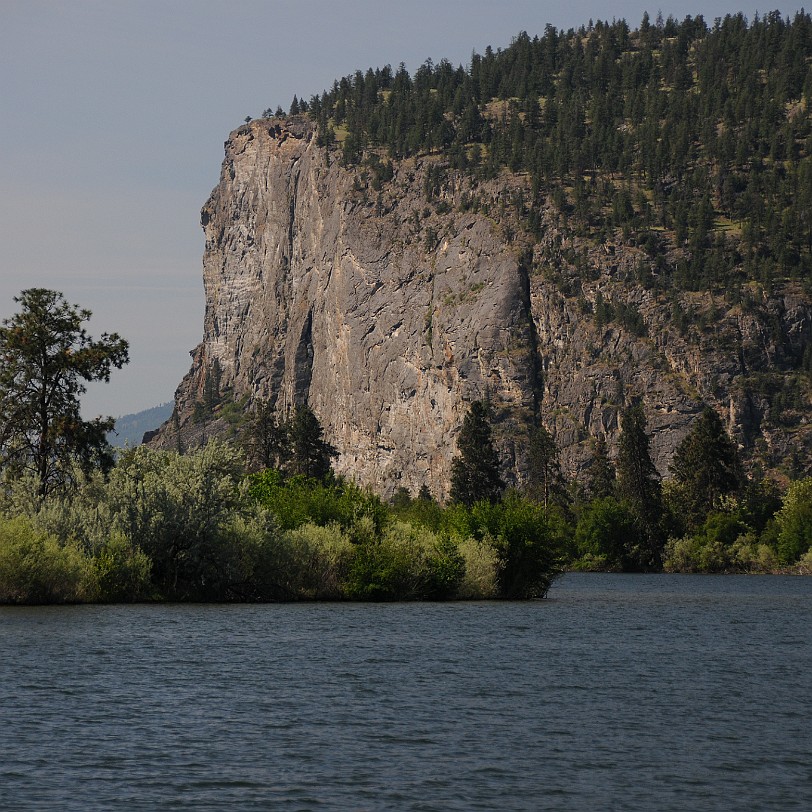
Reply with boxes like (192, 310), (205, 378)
(525, 423), (566, 507)
(669, 407), (742, 528)
(615, 401), (663, 567)
(243, 399), (290, 471)
(287, 404), (337, 480)
(0, 289), (129, 497)
(586, 434), (616, 499)
(450, 400), (504, 506)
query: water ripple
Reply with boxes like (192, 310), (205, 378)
(1, 575), (810, 810)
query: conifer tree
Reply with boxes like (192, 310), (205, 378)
(288, 404), (337, 481)
(526, 423), (566, 507)
(0, 289), (129, 497)
(616, 401), (663, 567)
(669, 407), (741, 528)
(450, 400), (504, 506)
(586, 434), (616, 499)
(243, 399), (290, 471)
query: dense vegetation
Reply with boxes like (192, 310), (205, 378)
(0, 440), (564, 603)
(1, 393), (811, 605)
(0, 290), (563, 603)
(295, 11), (812, 295)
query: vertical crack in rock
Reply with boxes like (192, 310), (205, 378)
(288, 165), (299, 267)
(293, 308), (314, 406)
(517, 248), (544, 419)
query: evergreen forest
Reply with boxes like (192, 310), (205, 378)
(295, 11), (812, 295)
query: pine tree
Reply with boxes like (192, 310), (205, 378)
(418, 483), (433, 501)
(0, 289), (129, 497)
(243, 399), (290, 471)
(586, 434), (616, 499)
(669, 407), (741, 528)
(525, 423), (566, 507)
(449, 400), (504, 506)
(616, 401), (663, 567)
(288, 404), (337, 481)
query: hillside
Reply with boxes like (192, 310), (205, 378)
(151, 12), (812, 496)
(110, 402), (174, 448)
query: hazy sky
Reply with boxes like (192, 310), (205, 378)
(0, 1), (797, 417)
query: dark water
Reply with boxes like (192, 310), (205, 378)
(1, 574), (810, 811)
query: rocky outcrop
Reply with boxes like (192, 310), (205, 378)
(151, 118), (812, 494)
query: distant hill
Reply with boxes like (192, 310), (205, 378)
(109, 402), (173, 448)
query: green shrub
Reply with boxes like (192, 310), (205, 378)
(798, 549), (812, 574)
(775, 478), (812, 563)
(465, 494), (565, 598)
(390, 495), (445, 532)
(347, 521), (464, 601)
(0, 516), (93, 604)
(214, 511), (293, 601)
(2, 445), (276, 602)
(248, 471), (387, 533)
(426, 534), (466, 598)
(101, 442), (248, 599)
(664, 511), (748, 572)
(455, 536), (500, 599)
(0, 472), (43, 521)
(92, 532), (152, 602)
(729, 532), (780, 572)
(574, 497), (642, 571)
(276, 523), (355, 599)
(568, 552), (611, 572)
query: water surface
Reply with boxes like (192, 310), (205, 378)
(1, 574), (810, 810)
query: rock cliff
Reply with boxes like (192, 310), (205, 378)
(151, 118), (812, 495)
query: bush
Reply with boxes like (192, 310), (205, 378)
(455, 536), (500, 599)
(775, 478), (812, 563)
(0, 516), (93, 604)
(275, 523), (355, 600)
(798, 549), (812, 574)
(574, 497), (642, 571)
(92, 532), (152, 602)
(28, 443), (277, 601)
(390, 494), (445, 532)
(663, 512), (748, 572)
(248, 471), (387, 533)
(98, 442), (249, 599)
(728, 532), (780, 573)
(347, 521), (464, 601)
(464, 494), (565, 599)
(0, 472), (43, 521)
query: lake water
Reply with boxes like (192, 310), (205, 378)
(1, 573), (810, 811)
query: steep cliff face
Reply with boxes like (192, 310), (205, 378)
(152, 118), (812, 493)
(155, 119), (540, 497)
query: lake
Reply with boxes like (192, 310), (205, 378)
(1, 573), (810, 810)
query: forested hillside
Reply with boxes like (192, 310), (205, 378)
(300, 11), (811, 297)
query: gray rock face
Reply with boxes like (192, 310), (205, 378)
(151, 118), (812, 493)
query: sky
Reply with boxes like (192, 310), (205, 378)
(0, 1), (799, 418)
